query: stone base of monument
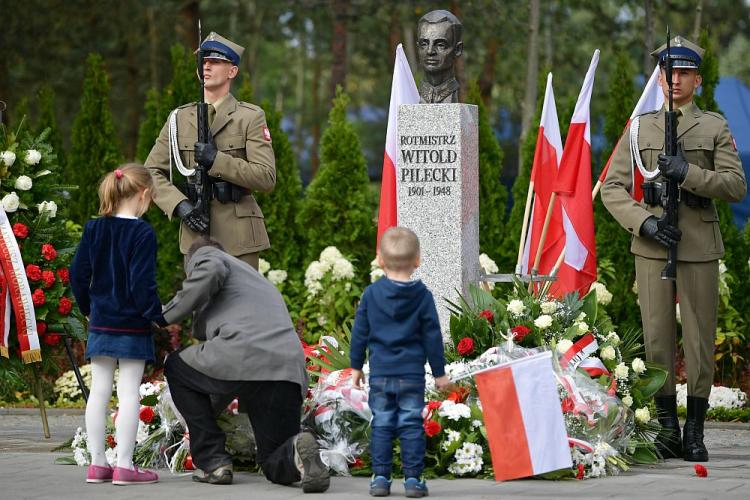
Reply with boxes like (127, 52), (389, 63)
(397, 103), (479, 340)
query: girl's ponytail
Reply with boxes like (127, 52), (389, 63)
(98, 163), (153, 216)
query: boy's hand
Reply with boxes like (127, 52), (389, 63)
(434, 375), (453, 391)
(351, 369), (365, 388)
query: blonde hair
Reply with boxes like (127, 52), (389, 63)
(379, 226), (420, 272)
(98, 163), (153, 216)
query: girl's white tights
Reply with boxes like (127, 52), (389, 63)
(85, 356), (145, 469)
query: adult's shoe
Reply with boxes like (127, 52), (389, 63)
(654, 395), (682, 459)
(683, 396), (709, 462)
(295, 431), (330, 493)
(192, 464), (233, 485)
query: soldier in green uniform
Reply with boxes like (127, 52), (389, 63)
(602, 36), (746, 462)
(145, 32), (275, 270)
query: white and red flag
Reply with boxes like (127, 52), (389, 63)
(598, 64), (664, 201)
(377, 44), (420, 249)
(474, 351), (572, 481)
(521, 73), (565, 277)
(552, 50), (600, 297)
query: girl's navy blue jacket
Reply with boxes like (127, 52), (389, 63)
(70, 217), (166, 334)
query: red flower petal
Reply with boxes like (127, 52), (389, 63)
(694, 464), (708, 477)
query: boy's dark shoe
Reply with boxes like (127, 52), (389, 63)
(192, 464), (233, 485)
(295, 431), (330, 493)
(404, 477), (429, 498)
(370, 475), (392, 497)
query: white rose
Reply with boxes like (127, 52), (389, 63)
(557, 339), (573, 353)
(0, 150), (16, 167)
(14, 175), (32, 191)
(37, 200), (57, 218)
(507, 299), (526, 316)
(258, 258), (271, 275)
(2, 192), (20, 212)
(622, 395), (633, 407)
(267, 270), (287, 285)
(614, 362), (629, 380)
(631, 357), (646, 375)
(24, 149), (42, 165)
(606, 331), (620, 346)
(541, 301), (557, 314)
(534, 314), (553, 329)
(577, 321), (589, 333)
(635, 407), (651, 424)
(600, 345), (616, 361)
(479, 252), (499, 274)
(590, 281), (613, 305)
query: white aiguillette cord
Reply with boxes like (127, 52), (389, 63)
(630, 116), (660, 182)
(168, 109), (195, 183)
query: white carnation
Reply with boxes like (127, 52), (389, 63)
(0, 150), (16, 167)
(600, 345), (616, 361)
(631, 358), (646, 375)
(540, 301), (558, 314)
(258, 258), (271, 275)
(331, 258), (354, 281)
(556, 339), (573, 353)
(614, 362), (629, 380)
(635, 407), (651, 424)
(2, 192), (19, 212)
(37, 200), (58, 218)
(479, 252), (499, 274)
(320, 246), (343, 267)
(622, 395), (633, 407)
(534, 314), (553, 329)
(267, 269), (287, 285)
(24, 149), (42, 165)
(14, 175), (32, 191)
(507, 299), (525, 316)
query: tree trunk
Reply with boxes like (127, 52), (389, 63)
(518, 0), (540, 175)
(692, 0), (704, 41)
(450, 1), (467, 102)
(643, 0), (654, 78)
(388, 6), (400, 66)
(177, 0), (200, 50)
(402, 22), (418, 76)
(478, 38), (498, 106)
(146, 6), (160, 93)
(330, 0), (349, 98)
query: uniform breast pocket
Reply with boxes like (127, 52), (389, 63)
(216, 134), (246, 160)
(681, 136), (714, 170)
(639, 136), (664, 172)
(177, 135), (195, 167)
(234, 195), (268, 249)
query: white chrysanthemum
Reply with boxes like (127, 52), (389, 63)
(2, 192), (19, 212)
(438, 400), (472, 421)
(74, 447), (89, 466)
(448, 442), (484, 476)
(635, 407), (651, 424)
(37, 200), (58, 218)
(331, 258), (354, 281)
(557, 339), (573, 353)
(507, 299), (526, 316)
(0, 151), (16, 167)
(479, 253), (499, 274)
(600, 345), (616, 361)
(631, 358), (646, 375)
(258, 258), (271, 275)
(471, 419), (483, 429)
(534, 314), (553, 329)
(606, 331), (620, 346)
(614, 362), (629, 380)
(320, 246), (343, 267)
(370, 268), (385, 283)
(577, 321), (589, 333)
(441, 429), (462, 451)
(267, 270), (287, 285)
(25, 149), (42, 165)
(590, 281), (613, 305)
(622, 395), (633, 407)
(105, 447), (118, 467)
(540, 301), (558, 314)
(14, 175), (32, 191)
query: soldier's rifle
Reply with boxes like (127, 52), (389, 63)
(195, 21), (212, 235)
(660, 28), (679, 281)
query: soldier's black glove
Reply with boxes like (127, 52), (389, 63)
(194, 140), (218, 169)
(657, 144), (689, 183)
(640, 216), (682, 248)
(174, 200), (209, 234)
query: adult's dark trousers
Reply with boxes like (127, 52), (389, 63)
(164, 353), (302, 484)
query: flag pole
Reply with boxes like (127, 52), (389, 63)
(550, 180), (601, 276)
(515, 181), (535, 274)
(528, 192), (558, 292)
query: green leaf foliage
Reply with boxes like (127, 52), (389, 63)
(694, 30), (719, 112)
(35, 84), (66, 170)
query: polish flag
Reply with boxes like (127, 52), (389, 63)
(552, 50), (600, 297)
(377, 44), (420, 249)
(598, 64), (664, 202)
(474, 351), (572, 481)
(521, 73), (565, 276)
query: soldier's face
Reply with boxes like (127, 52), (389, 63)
(201, 59), (239, 91)
(417, 21), (463, 73)
(658, 68), (702, 106)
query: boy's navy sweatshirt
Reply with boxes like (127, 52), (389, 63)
(350, 277), (445, 378)
(69, 217), (166, 334)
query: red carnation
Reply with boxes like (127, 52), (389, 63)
(561, 397), (575, 413)
(426, 400), (442, 411)
(12, 223), (29, 239)
(58, 296), (73, 315)
(139, 406), (155, 424)
(424, 420), (442, 437)
(351, 457), (364, 469)
(184, 455), (194, 470)
(694, 464), (708, 477)
(42, 270), (56, 289)
(456, 337), (474, 357)
(26, 264), (42, 281)
(41, 243), (57, 261)
(43, 333), (61, 346)
(478, 309), (494, 323)
(106, 434), (117, 449)
(511, 325), (532, 342)
(56, 268), (70, 285)
(576, 464), (585, 480)
(31, 288), (46, 306)
(37, 321), (47, 335)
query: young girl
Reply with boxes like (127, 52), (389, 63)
(70, 164), (166, 485)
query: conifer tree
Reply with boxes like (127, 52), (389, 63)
(236, 75), (254, 104)
(35, 84), (65, 169)
(694, 30), (719, 112)
(255, 100), (304, 270)
(135, 88), (161, 163)
(467, 81), (507, 262)
(67, 53), (122, 224)
(297, 87), (375, 271)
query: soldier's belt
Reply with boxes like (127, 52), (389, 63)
(641, 181), (709, 209)
(185, 181), (250, 204)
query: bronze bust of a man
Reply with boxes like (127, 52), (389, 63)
(417, 10), (463, 104)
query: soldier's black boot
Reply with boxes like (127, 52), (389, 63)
(683, 396), (709, 462)
(654, 395), (682, 459)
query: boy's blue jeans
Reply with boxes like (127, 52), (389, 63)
(368, 375), (425, 479)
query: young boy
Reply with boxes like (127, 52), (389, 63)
(350, 227), (450, 498)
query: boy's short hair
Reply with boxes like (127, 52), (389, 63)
(187, 237), (225, 263)
(379, 227), (420, 271)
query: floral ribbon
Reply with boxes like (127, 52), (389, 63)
(559, 333), (599, 371)
(0, 207), (40, 363)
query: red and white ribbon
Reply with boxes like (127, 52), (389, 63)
(559, 333), (598, 371)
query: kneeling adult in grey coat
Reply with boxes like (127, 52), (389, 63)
(163, 238), (328, 492)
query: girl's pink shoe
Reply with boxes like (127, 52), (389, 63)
(112, 465), (159, 485)
(86, 464), (113, 483)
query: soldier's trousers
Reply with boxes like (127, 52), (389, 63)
(635, 256), (718, 398)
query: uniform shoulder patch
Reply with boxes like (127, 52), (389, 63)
(262, 125), (272, 142)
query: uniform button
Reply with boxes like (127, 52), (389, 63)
(646, 142), (651, 147)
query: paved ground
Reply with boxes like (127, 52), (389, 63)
(1, 407), (749, 499)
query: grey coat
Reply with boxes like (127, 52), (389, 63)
(163, 247), (307, 396)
